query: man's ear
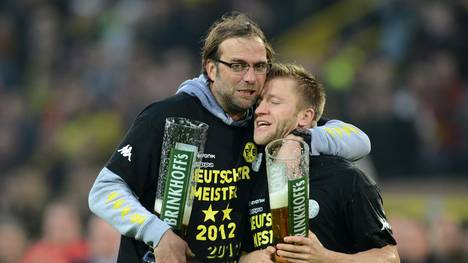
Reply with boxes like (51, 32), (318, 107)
(297, 107), (315, 128)
(206, 61), (217, 82)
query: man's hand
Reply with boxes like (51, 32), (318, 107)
(277, 231), (400, 263)
(240, 246), (276, 263)
(276, 230), (330, 263)
(276, 134), (303, 158)
(154, 229), (195, 263)
(291, 128), (311, 146)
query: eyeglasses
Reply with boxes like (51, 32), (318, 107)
(215, 59), (271, 74)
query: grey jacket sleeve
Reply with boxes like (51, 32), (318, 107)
(309, 119), (371, 161)
(88, 167), (171, 247)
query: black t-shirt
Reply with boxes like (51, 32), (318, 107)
(245, 155), (396, 253)
(106, 93), (261, 262)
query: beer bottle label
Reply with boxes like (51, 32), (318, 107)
(160, 143), (197, 230)
(288, 176), (309, 236)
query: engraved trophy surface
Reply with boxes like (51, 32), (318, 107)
(265, 138), (309, 263)
(143, 117), (208, 263)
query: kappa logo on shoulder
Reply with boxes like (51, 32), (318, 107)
(378, 216), (392, 231)
(117, 144), (133, 162)
(243, 142), (257, 163)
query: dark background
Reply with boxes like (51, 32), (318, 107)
(0, 0), (467, 262)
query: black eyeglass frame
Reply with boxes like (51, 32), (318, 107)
(214, 59), (271, 74)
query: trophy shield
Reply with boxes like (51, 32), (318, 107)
(154, 117), (209, 237)
(265, 138), (309, 263)
(144, 117), (208, 262)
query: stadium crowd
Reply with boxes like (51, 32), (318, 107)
(0, 0), (467, 262)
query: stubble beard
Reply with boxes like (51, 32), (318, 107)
(256, 119), (297, 146)
(215, 79), (258, 118)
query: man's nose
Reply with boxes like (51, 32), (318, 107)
(243, 66), (256, 83)
(255, 100), (268, 115)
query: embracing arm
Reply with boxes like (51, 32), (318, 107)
(88, 167), (171, 247)
(89, 167), (194, 262)
(309, 119), (371, 161)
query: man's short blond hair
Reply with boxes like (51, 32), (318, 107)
(267, 63), (326, 122)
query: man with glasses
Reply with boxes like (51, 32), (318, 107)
(89, 13), (371, 263)
(214, 59), (271, 75)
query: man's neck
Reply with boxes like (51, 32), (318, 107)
(209, 84), (249, 121)
(229, 110), (249, 121)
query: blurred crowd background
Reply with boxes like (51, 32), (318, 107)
(0, 0), (467, 262)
